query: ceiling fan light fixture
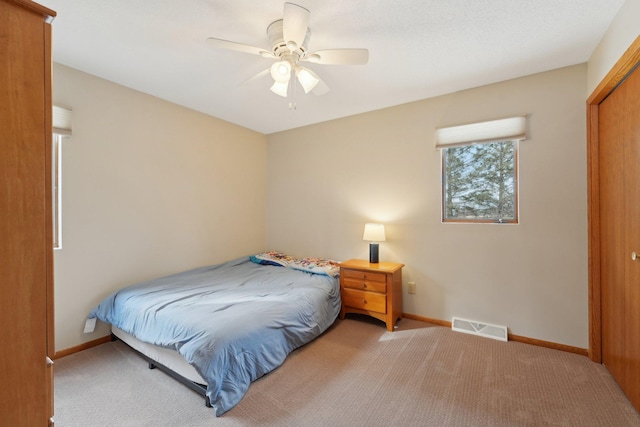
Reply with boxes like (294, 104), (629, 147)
(270, 60), (292, 83)
(296, 67), (319, 94)
(270, 80), (289, 97)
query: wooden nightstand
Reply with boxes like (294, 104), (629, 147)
(338, 259), (404, 331)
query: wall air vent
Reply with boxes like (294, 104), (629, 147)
(451, 317), (508, 342)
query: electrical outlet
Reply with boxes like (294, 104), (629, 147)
(408, 281), (416, 294)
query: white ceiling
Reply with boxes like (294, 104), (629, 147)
(39, 0), (624, 135)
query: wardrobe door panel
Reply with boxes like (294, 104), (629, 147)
(622, 64), (640, 410)
(598, 82), (626, 389)
(0, 1), (55, 425)
(599, 60), (640, 412)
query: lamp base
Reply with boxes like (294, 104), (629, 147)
(369, 242), (379, 264)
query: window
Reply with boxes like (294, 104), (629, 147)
(52, 133), (62, 249)
(435, 116), (526, 224)
(442, 140), (518, 223)
(52, 105), (72, 249)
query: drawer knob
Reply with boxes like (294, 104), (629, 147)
(361, 283), (367, 289)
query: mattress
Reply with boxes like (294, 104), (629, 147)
(89, 255), (341, 415)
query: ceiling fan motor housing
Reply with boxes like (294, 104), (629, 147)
(267, 19), (310, 63)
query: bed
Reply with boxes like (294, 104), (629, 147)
(88, 254), (341, 416)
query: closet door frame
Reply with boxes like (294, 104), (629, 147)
(587, 36), (640, 363)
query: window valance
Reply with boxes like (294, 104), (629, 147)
(435, 115), (526, 148)
(53, 105), (72, 136)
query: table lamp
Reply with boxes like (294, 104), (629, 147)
(363, 223), (386, 263)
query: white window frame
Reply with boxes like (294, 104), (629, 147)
(52, 105), (71, 250)
(53, 133), (63, 249)
(435, 115), (526, 224)
(441, 140), (519, 224)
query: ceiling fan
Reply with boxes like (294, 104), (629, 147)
(206, 2), (369, 99)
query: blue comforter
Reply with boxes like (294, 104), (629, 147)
(89, 256), (341, 416)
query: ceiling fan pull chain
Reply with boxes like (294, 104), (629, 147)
(289, 74), (298, 110)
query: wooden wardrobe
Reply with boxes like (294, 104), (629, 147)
(588, 36), (640, 413)
(0, 0), (56, 425)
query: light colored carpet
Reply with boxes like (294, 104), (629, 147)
(54, 317), (640, 426)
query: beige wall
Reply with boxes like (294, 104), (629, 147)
(587, 0), (640, 94)
(267, 64), (588, 348)
(57, 0), (639, 350)
(53, 64), (267, 351)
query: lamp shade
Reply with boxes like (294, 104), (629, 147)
(363, 223), (386, 242)
(270, 80), (289, 97)
(296, 67), (319, 94)
(270, 60), (291, 83)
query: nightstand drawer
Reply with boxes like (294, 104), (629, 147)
(342, 269), (386, 283)
(342, 288), (386, 313)
(342, 277), (386, 293)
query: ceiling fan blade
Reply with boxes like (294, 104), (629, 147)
(282, 3), (310, 50)
(312, 78), (329, 96)
(206, 37), (275, 58)
(242, 68), (271, 86)
(304, 49), (369, 65)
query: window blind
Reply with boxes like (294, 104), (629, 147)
(53, 105), (72, 136)
(435, 115), (526, 148)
